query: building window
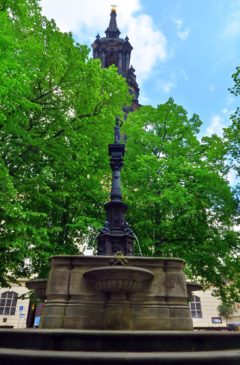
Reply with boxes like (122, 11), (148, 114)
(190, 295), (202, 318)
(0, 291), (18, 316)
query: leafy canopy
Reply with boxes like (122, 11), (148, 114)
(122, 99), (239, 303)
(0, 0), (130, 284)
(0, 0), (239, 304)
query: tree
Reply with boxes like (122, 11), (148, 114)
(0, 0), (131, 285)
(218, 303), (236, 322)
(221, 66), (240, 303)
(224, 66), (240, 184)
(1, 1), (239, 305)
(120, 99), (240, 303)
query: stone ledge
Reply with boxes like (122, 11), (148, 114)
(0, 329), (239, 352)
(0, 348), (239, 365)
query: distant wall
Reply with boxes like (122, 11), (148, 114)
(0, 280), (30, 328)
(190, 288), (240, 328)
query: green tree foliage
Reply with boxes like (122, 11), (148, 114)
(221, 66), (240, 303)
(218, 302), (236, 321)
(0, 0), (130, 284)
(0, 0), (239, 304)
(225, 66), (240, 182)
(122, 99), (240, 303)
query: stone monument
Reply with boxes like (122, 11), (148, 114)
(39, 117), (193, 330)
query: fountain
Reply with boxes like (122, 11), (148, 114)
(38, 117), (193, 331)
(0, 118), (239, 364)
(0, 5), (239, 361)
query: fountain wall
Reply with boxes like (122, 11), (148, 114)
(40, 255), (193, 331)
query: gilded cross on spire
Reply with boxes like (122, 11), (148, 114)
(106, 4), (120, 38)
(111, 4), (117, 13)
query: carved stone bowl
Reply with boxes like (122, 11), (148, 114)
(84, 266), (154, 294)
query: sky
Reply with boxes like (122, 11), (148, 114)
(40, 0), (240, 138)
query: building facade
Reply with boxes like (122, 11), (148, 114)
(0, 279), (30, 328)
(190, 289), (240, 329)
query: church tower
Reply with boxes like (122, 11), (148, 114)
(92, 6), (139, 110)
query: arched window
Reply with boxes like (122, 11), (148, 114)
(0, 291), (18, 315)
(189, 295), (202, 318)
(106, 51), (118, 68)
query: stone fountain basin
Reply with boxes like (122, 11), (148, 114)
(84, 266), (153, 294)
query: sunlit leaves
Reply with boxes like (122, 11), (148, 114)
(121, 99), (239, 303)
(0, 0), (130, 284)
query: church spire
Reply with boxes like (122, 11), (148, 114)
(92, 7), (140, 109)
(105, 7), (121, 38)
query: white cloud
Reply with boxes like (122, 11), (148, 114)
(221, 95), (235, 116)
(41, 0), (141, 34)
(225, 20), (240, 38)
(205, 94), (237, 139)
(225, 13), (240, 38)
(180, 69), (189, 81)
(224, 1), (240, 38)
(206, 115), (227, 137)
(208, 84), (216, 92)
(222, 107), (234, 117)
(139, 90), (151, 105)
(129, 14), (167, 82)
(161, 81), (175, 94)
(173, 18), (190, 40)
(40, 0), (168, 82)
(177, 29), (189, 40)
(174, 19), (183, 29)
(226, 94), (235, 107)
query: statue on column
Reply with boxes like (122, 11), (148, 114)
(114, 116), (123, 143)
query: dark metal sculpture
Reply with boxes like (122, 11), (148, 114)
(114, 116), (122, 143)
(97, 117), (135, 256)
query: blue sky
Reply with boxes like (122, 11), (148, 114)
(141, 0), (240, 137)
(40, 0), (240, 138)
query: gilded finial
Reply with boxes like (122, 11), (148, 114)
(111, 4), (117, 13)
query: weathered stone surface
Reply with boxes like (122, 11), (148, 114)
(40, 256), (193, 330)
(0, 329), (240, 364)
